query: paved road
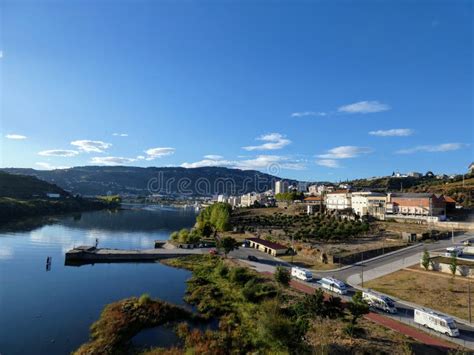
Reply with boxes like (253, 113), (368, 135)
(229, 232), (474, 349)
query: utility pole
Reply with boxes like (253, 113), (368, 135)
(361, 251), (364, 287)
(469, 281), (472, 323)
(291, 234), (294, 263)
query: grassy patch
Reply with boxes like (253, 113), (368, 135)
(73, 296), (193, 355)
(365, 268), (473, 320)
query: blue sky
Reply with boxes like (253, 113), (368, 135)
(1, 0), (472, 181)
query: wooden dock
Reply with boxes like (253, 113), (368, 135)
(65, 245), (207, 266)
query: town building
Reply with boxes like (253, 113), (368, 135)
(46, 193), (61, 198)
(408, 172), (422, 178)
(351, 192), (386, 218)
(274, 180), (289, 194)
(385, 193), (446, 218)
(246, 238), (288, 256)
(325, 190), (352, 210)
(308, 185), (318, 195)
(469, 162), (474, 174)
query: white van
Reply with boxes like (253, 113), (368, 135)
(291, 267), (313, 281)
(362, 290), (397, 314)
(318, 277), (347, 295)
(414, 308), (459, 337)
(445, 246), (463, 257)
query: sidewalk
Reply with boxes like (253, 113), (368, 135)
(287, 277), (461, 350)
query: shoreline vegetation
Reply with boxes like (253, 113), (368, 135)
(75, 255), (450, 354)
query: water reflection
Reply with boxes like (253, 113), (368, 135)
(0, 206), (197, 355)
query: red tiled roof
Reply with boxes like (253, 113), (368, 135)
(443, 195), (456, 203)
(304, 196), (323, 201)
(246, 238), (287, 250)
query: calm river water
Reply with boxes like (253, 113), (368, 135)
(0, 205), (198, 355)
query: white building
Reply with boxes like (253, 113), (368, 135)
(274, 180), (289, 194)
(240, 192), (266, 207)
(325, 190), (351, 210)
(318, 185), (334, 194)
(46, 193), (61, 199)
(308, 185), (318, 195)
(408, 172), (422, 178)
(227, 196), (241, 208)
(217, 194), (228, 203)
(351, 192), (386, 218)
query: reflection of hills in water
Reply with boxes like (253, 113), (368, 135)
(59, 207), (198, 232)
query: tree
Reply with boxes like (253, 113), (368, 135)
(219, 236), (239, 257)
(450, 255), (458, 277)
(274, 266), (291, 287)
(347, 291), (369, 325)
(421, 249), (431, 271)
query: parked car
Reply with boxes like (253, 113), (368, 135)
(247, 255), (259, 262)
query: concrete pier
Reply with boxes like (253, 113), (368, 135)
(65, 245), (208, 266)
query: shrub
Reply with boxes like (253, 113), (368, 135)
(274, 266), (291, 287)
(138, 293), (151, 305)
(230, 267), (253, 285)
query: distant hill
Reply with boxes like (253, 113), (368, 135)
(348, 174), (474, 207)
(0, 166), (297, 197)
(0, 171), (69, 199)
(0, 171), (119, 223)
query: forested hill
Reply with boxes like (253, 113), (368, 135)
(0, 171), (69, 199)
(0, 166), (297, 197)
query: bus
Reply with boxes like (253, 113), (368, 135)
(362, 290), (397, 314)
(318, 277), (348, 295)
(291, 267), (313, 281)
(414, 308), (459, 337)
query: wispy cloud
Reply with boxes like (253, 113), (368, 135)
(203, 155), (224, 160)
(291, 111), (327, 118)
(144, 147), (175, 160)
(318, 146), (373, 159)
(338, 100), (390, 114)
(396, 143), (468, 154)
(369, 128), (414, 137)
(242, 133), (291, 151)
(316, 159), (340, 168)
(71, 140), (112, 153)
(112, 133), (128, 137)
(90, 156), (137, 165)
(5, 134), (27, 140)
(38, 149), (79, 157)
(181, 154), (306, 171)
(35, 162), (70, 170)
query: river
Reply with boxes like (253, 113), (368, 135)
(0, 206), (198, 355)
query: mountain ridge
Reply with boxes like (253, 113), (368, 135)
(0, 166), (299, 197)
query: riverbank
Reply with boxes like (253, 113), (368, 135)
(75, 255), (452, 354)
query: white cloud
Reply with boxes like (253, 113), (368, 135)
(35, 162), (69, 170)
(112, 133), (128, 137)
(5, 134), (27, 140)
(318, 146), (373, 159)
(144, 147), (175, 160)
(316, 159), (340, 168)
(203, 155), (223, 160)
(369, 128), (414, 137)
(338, 100), (390, 114)
(242, 133), (291, 151)
(38, 149), (79, 157)
(291, 111), (327, 118)
(181, 154), (305, 171)
(90, 156), (137, 165)
(71, 140), (112, 153)
(396, 143), (468, 154)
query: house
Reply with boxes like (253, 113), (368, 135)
(275, 180), (289, 194)
(408, 172), (422, 178)
(442, 195), (457, 214)
(325, 190), (351, 210)
(246, 238), (288, 256)
(469, 162), (474, 174)
(303, 196), (324, 204)
(386, 193), (446, 217)
(351, 192), (386, 218)
(308, 185), (318, 195)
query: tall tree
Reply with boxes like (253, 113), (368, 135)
(421, 249), (431, 271)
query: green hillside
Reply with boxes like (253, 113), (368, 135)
(0, 172), (119, 223)
(0, 171), (68, 199)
